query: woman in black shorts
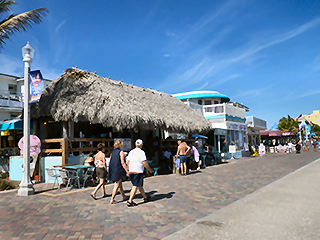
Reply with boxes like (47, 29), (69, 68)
(91, 143), (107, 199)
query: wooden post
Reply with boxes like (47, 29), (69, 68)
(68, 120), (74, 138)
(62, 138), (68, 165)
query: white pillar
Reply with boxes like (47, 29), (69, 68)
(18, 56), (34, 196)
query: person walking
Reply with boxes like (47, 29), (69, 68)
(296, 141), (301, 154)
(192, 142), (201, 170)
(108, 139), (130, 204)
(176, 140), (191, 175)
(126, 139), (154, 207)
(91, 143), (107, 200)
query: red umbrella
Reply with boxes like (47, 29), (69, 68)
(268, 130), (283, 137)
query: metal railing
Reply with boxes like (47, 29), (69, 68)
(0, 91), (23, 108)
(203, 103), (246, 118)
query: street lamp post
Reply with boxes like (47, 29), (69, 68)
(18, 42), (35, 196)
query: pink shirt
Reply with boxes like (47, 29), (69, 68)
(192, 146), (199, 158)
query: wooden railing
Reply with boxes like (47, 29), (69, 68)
(41, 138), (116, 165)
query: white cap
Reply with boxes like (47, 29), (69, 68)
(135, 139), (143, 145)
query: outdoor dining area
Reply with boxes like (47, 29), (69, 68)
(22, 67), (212, 190)
(260, 129), (296, 153)
(46, 164), (94, 191)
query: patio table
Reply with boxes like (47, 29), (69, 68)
(64, 165), (90, 188)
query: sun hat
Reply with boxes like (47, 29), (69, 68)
(135, 139), (143, 145)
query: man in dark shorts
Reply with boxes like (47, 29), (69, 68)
(126, 139), (154, 207)
(176, 140), (191, 175)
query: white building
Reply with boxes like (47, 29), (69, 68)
(246, 116), (267, 147)
(173, 91), (248, 152)
(0, 73), (24, 120)
(0, 73), (52, 121)
(0, 73), (52, 148)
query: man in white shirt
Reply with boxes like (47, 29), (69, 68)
(126, 139), (154, 207)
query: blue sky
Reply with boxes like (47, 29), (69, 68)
(1, 0), (320, 128)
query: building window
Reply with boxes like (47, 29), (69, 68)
(204, 100), (211, 105)
(198, 100), (203, 105)
(8, 84), (17, 95)
(214, 100), (218, 104)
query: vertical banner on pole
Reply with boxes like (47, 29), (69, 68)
(29, 70), (44, 103)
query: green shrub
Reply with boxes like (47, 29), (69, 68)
(0, 179), (16, 191)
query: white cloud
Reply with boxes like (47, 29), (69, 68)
(213, 74), (241, 86)
(196, 81), (209, 90)
(55, 20), (66, 34)
(158, 15), (320, 94)
(278, 88), (320, 102)
(312, 55), (320, 72)
(0, 54), (22, 76)
(0, 53), (61, 81)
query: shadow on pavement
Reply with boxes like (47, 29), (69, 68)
(135, 191), (175, 205)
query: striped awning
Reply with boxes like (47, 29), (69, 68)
(0, 119), (23, 131)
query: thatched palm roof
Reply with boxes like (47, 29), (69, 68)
(30, 68), (211, 133)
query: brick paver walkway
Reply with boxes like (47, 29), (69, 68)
(1, 151), (319, 240)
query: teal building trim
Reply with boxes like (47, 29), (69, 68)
(174, 92), (230, 102)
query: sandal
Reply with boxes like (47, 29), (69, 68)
(127, 200), (137, 207)
(110, 200), (117, 204)
(143, 196), (151, 203)
(90, 194), (97, 200)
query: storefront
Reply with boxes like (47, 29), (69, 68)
(214, 128), (227, 152)
(0, 119), (23, 165)
(226, 122), (247, 151)
(26, 68), (211, 182)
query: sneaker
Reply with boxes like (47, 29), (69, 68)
(196, 167), (200, 170)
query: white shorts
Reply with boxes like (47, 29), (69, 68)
(194, 156), (200, 163)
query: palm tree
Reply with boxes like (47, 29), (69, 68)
(311, 123), (320, 137)
(278, 115), (299, 133)
(0, 0), (48, 49)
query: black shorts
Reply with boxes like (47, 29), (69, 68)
(129, 173), (143, 187)
(96, 167), (106, 180)
(180, 155), (187, 163)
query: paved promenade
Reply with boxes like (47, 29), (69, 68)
(0, 151), (319, 239)
(165, 153), (320, 240)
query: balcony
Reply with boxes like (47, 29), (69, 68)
(0, 91), (23, 109)
(184, 101), (204, 116)
(246, 116), (267, 129)
(203, 103), (246, 120)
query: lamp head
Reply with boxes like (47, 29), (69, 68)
(22, 42), (34, 60)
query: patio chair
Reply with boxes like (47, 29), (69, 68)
(83, 167), (96, 188)
(45, 168), (60, 189)
(146, 160), (160, 176)
(58, 169), (80, 191)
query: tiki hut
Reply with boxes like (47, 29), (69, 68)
(30, 68), (211, 134)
